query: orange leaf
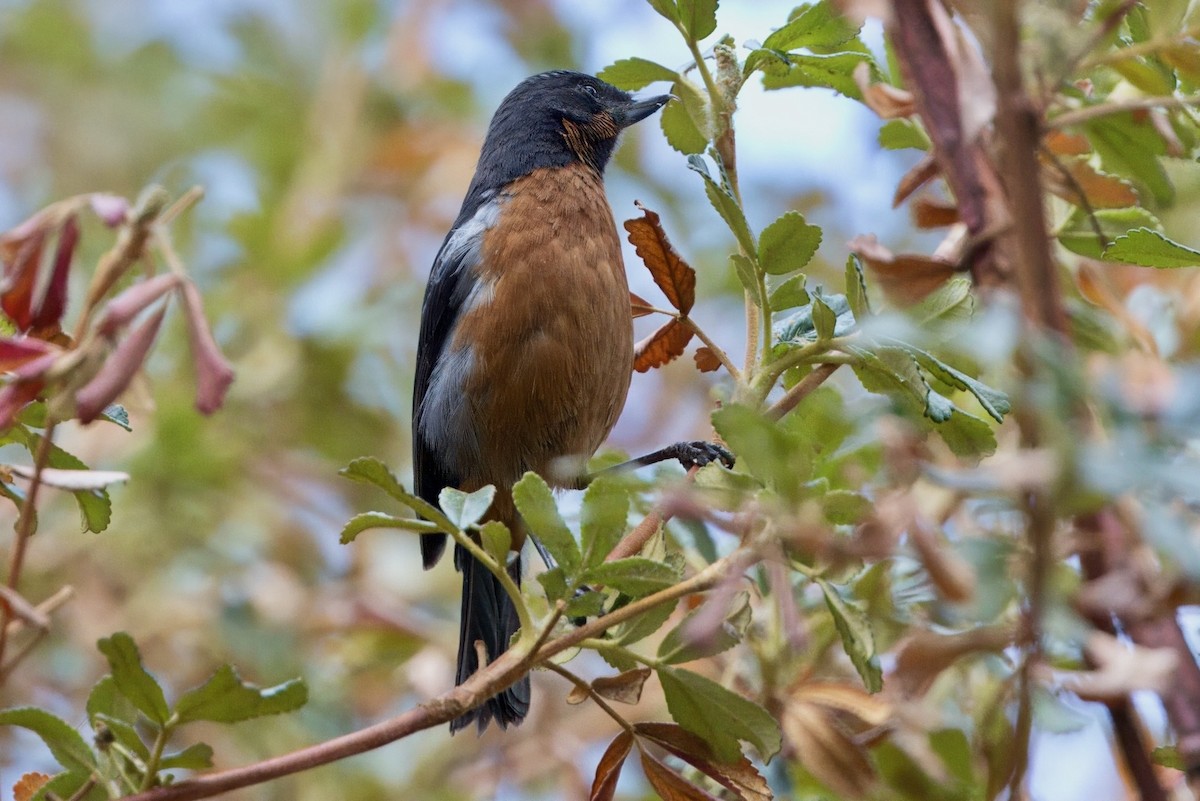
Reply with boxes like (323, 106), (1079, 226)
(590, 730), (634, 801)
(1043, 157), (1138, 210)
(854, 62), (915, 119)
(848, 235), (957, 306)
(892, 153), (940, 208)
(624, 202), (696, 315)
(634, 318), (693, 372)
(635, 722), (773, 801)
(694, 346), (721, 373)
(1043, 129), (1090, 156)
(593, 667), (652, 705)
(630, 291), (655, 319)
(640, 750), (721, 801)
(911, 195), (959, 228)
(14, 773), (51, 801)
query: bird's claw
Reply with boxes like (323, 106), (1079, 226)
(673, 440), (735, 471)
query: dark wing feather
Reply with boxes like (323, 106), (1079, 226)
(413, 195), (491, 569)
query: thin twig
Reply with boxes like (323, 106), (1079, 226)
(1051, 94), (1200, 129)
(766, 363), (840, 422)
(679, 316), (741, 382)
(544, 662), (634, 734)
(1081, 23), (1200, 71)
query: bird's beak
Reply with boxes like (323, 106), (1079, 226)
(613, 94), (672, 128)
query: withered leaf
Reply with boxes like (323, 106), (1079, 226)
(624, 202), (696, 316)
(1043, 129), (1091, 156)
(1066, 632), (1179, 702)
(911, 195), (960, 228)
(694, 346), (721, 373)
(634, 318), (694, 373)
(782, 691), (878, 799)
(636, 722), (773, 801)
(594, 667), (652, 705)
(1043, 157), (1138, 210)
(590, 730), (634, 801)
(848, 235), (957, 306)
(630, 291), (656, 319)
(13, 773), (51, 801)
(892, 625), (1013, 698)
(853, 62), (915, 119)
(892, 153), (940, 208)
(640, 749), (722, 801)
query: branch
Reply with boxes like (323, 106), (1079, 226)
(766, 363), (840, 422)
(1051, 94), (1200, 129)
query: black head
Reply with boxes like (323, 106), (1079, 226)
(467, 71), (670, 194)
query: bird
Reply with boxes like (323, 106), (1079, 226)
(411, 70), (672, 733)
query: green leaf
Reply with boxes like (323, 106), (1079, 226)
(339, 457), (451, 530)
(1102, 227), (1200, 268)
(159, 742), (214, 770)
(86, 675), (138, 724)
(37, 437), (111, 533)
(844, 254), (871, 318)
(657, 591), (750, 664)
(816, 578), (882, 692)
(1151, 745), (1183, 770)
(775, 293), (855, 344)
(731, 254), (760, 300)
(657, 666), (782, 762)
(904, 347), (1010, 423)
(762, 0), (861, 51)
(96, 633), (170, 725)
(580, 477), (629, 568)
(811, 294), (836, 340)
(1057, 206), (1162, 259)
(99, 404), (132, 431)
(660, 91), (708, 154)
(821, 489), (871, 524)
(935, 408), (998, 458)
(645, 0), (680, 25)
(565, 589), (606, 619)
(0, 707), (96, 773)
(761, 51), (872, 97)
(712, 403), (807, 490)
(339, 511), (439, 544)
(687, 156), (757, 258)
(35, 771), (105, 801)
(613, 597), (679, 647)
(174, 664), (307, 724)
(512, 472), (580, 574)
(878, 119), (929, 150)
(768, 273), (810, 311)
(582, 557), (679, 597)
(1085, 114), (1172, 206)
(759, 211), (821, 275)
(93, 713), (150, 761)
(439, 485), (495, 529)
(537, 566), (568, 602)
(598, 57), (678, 90)
(479, 520), (511, 564)
(909, 277), (973, 325)
(677, 0), (718, 41)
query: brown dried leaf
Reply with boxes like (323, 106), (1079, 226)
(912, 195), (959, 228)
(854, 62), (915, 119)
(1043, 157), (1138, 210)
(694, 346), (721, 373)
(892, 625), (1013, 698)
(640, 750), (721, 801)
(566, 683), (590, 705)
(1043, 130), (1091, 156)
(634, 318), (694, 373)
(13, 773), (51, 801)
(590, 730), (634, 801)
(624, 202), (696, 316)
(1066, 632), (1179, 702)
(782, 700), (876, 799)
(594, 667), (652, 705)
(790, 682), (891, 727)
(636, 722), (773, 801)
(908, 520), (975, 603)
(892, 152), (940, 208)
(1076, 262), (1157, 354)
(848, 234), (956, 306)
(630, 291), (656, 319)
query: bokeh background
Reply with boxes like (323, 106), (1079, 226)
(0, 0), (1102, 799)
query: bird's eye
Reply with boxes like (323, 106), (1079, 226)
(582, 84), (599, 99)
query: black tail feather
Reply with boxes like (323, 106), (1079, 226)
(450, 543), (530, 733)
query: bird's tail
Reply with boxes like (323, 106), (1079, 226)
(450, 543), (530, 733)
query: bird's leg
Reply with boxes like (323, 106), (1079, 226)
(570, 440), (735, 490)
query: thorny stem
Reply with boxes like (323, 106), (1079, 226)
(544, 662), (635, 734)
(0, 421), (59, 671)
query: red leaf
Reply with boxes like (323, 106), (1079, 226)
(634, 318), (693, 373)
(635, 722), (773, 801)
(640, 749), (721, 801)
(0, 338), (55, 372)
(0, 227), (47, 331)
(590, 730), (634, 801)
(180, 281), (235, 415)
(624, 202), (696, 316)
(891, 153), (940, 208)
(30, 214), (78, 330)
(693, 347), (721, 373)
(75, 305), (167, 423)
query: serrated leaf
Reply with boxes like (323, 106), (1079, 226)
(99, 404), (132, 431)
(613, 596), (679, 647)
(339, 511), (438, 544)
(96, 633), (170, 725)
(711, 404), (804, 490)
(661, 93), (709, 154)
(693, 347), (721, 372)
(86, 675), (138, 725)
(598, 58), (678, 90)
(935, 408), (998, 458)
(590, 730), (634, 801)
(768, 273), (809, 311)
(634, 722), (773, 801)
(565, 589), (606, 618)
(908, 277), (973, 325)
(13, 772), (51, 801)
(439, 485), (495, 529)
(624, 203), (696, 315)
(1046, 157), (1138, 210)
(811, 295), (836, 340)
(1056, 206), (1162, 259)
(658, 591), (750, 664)
(34, 770), (105, 801)
(687, 156), (757, 258)
(904, 347), (1010, 423)
(677, 0), (718, 40)
(635, 318), (695, 372)
(775, 293), (855, 344)
(479, 520), (511, 564)
(878, 119), (929, 150)
(844, 254), (871, 318)
(762, 0), (860, 51)
(646, 0), (679, 24)
(158, 742), (214, 770)
(761, 51), (871, 97)
(816, 579), (882, 692)
(173, 664), (307, 724)
(339, 457), (451, 530)
(641, 750), (722, 800)
(1103, 227), (1200, 268)
(658, 665), (782, 762)
(581, 477), (629, 567)
(583, 557), (679, 597)
(33, 438), (111, 533)
(1085, 114), (1172, 206)
(759, 211), (821, 275)
(513, 472), (580, 575)
(0, 708), (96, 774)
